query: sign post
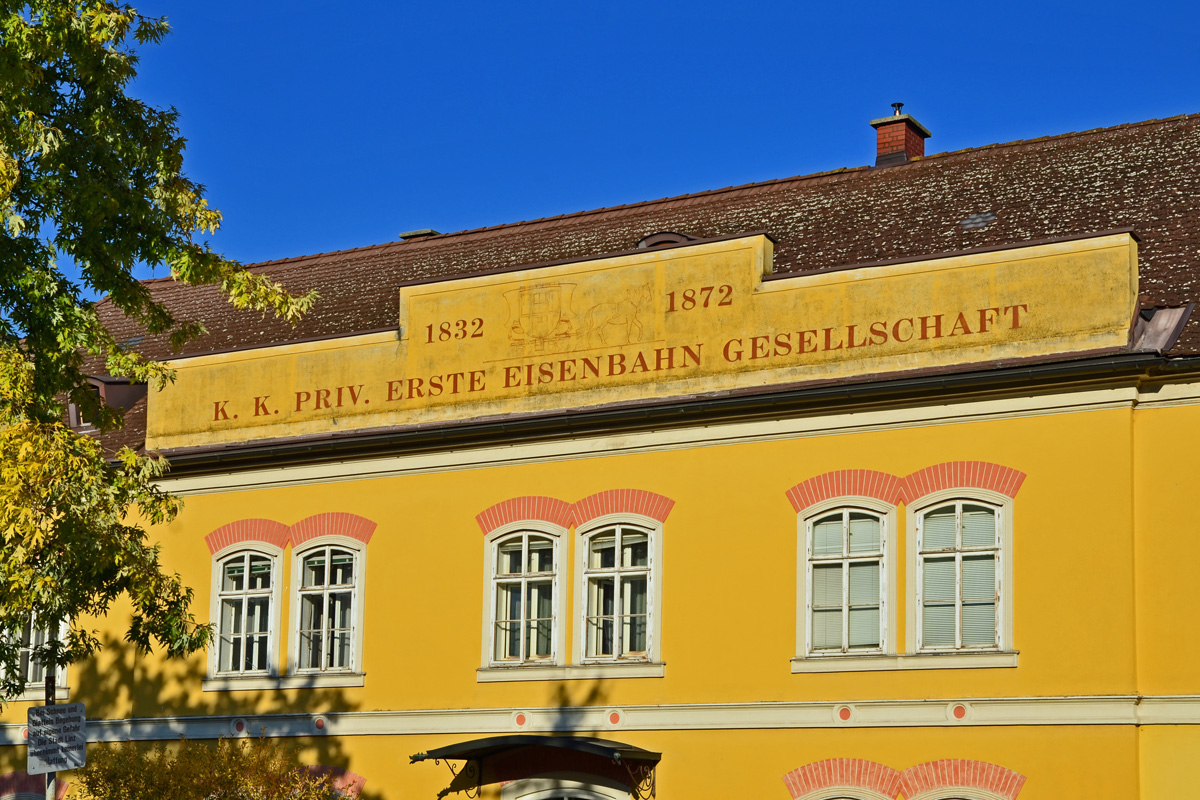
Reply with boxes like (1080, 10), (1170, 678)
(27, 699), (86, 797)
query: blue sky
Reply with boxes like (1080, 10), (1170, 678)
(127, 0), (1200, 273)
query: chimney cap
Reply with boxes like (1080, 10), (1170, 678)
(398, 229), (441, 240)
(869, 112), (932, 139)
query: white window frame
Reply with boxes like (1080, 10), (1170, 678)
(481, 522), (570, 668)
(907, 488), (1014, 654)
(796, 497), (897, 660)
(1, 617), (69, 702)
(575, 514), (663, 665)
(207, 543), (283, 679)
(288, 536), (367, 676)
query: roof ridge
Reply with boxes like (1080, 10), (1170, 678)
(130, 110), (1200, 284)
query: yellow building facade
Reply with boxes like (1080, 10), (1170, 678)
(3, 111), (1200, 799)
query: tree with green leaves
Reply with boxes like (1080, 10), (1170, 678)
(0, 2), (316, 701)
(75, 736), (339, 800)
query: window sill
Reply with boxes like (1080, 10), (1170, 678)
(202, 673), (365, 692)
(477, 662), (665, 682)
(791, 651), (1018, 673)
(7, 685), (70, 702)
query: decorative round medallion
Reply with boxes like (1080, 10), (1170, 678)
(946, 701), (972, 721)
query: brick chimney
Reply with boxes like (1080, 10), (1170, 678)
(870, 103), (931, 167)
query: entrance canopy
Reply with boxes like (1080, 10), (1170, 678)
(411, 735), (660, 798)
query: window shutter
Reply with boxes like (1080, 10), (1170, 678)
(922, 557), (956, 646)
(848, 562), (879, 603)
(848, 513), (880, 553)
(812, 515), (843, 555)
(847, 562), (881, 647)
(923, 507), (956, 550)
(962, 504), (996, 547)
(961, 555), (997, 645)
(811, 564), (843, 649)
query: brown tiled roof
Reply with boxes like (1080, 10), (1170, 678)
(95, 113), (1200, 365)
(99, 396), (146, 458)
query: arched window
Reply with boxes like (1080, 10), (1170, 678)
(580, 523), (656, 662)
(293, 541), (364, 673)
(805, 507), (888, 655)
(491, 531), (559, 664)
(209, 545), (282, 677)
(216, 551), (276, 674)
(914, 498), (1005, 651)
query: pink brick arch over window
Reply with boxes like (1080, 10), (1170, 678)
(204, 519), (290, 555)
(572, 489), (675, 528)
(784, 462), (1026, 512)
(476, 496), (574, 535)
(900, 461), (1026, 502)
(289, 512), (377, 546)
(785, 470), (905, 512)
(900, 759), (1026, 800)
(782, 758), (902, 799)
(205, 514), (377, 554)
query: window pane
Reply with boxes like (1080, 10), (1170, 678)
(961, 555), (996, 601)
(621, 531), (649, 568)
(621, 615), (647, 655)
(494, 621), (521, 660)
(246, 632), (269, 671)
(848, 562), (880, 605)
(812, 514), (843, 555)
(220, 598), (243, 636)
(527, 618), (553, 658)
(848, 513), (880, 553)
(962, 602), (996, 646)
(923, 507), (956, 550)
(329, 591), (353, 629)
(329, 551), (354, 586)
(218, 636), (238, 673)
(222, 557), (246, 592)
(586, 577), (615, 658)
(589, 534), (616, 569)
(811, 564), (843, 607)
(302, 553), (327, 588)
(923, 558), (956, 602)
(246, 597), (270, 634)
(811, 608), (842, 650)
(248, 555), (272, 590)
(848, 606), (880, 648)
(528, 580), (553, 618)
(20, 620), (35, 649)
(495, 584), (521, 623)
(527, 537), (554, 573)
(622, 576), (648, 616)
(300, 594), (323, 632)
(923, 604), (955, 647)
(497, 540), (523, 576)
(588, 577), (615, 617)
(299, 633), (322, 670)
(586, 617), (615, 658)
(962, 505), (996, 548)
(328, 632), (352, 669)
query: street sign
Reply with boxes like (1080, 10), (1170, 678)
(26, 703), (86, 775)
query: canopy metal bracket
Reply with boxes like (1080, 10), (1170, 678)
(434, 757), (481, 799)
